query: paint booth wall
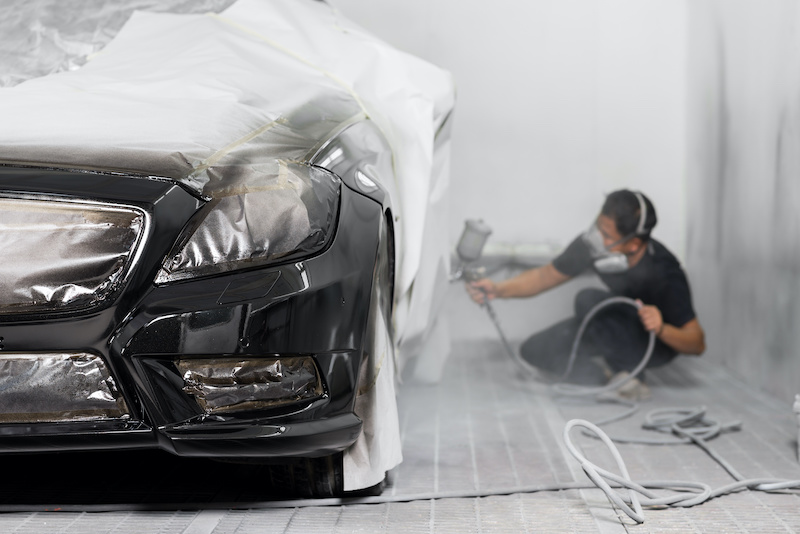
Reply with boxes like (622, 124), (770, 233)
(331, 0), (688, 342)
(687, 0), (800, 403)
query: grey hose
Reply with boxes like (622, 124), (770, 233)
(480, 292), (656, 394)
(549, 297), (800, 524)
(563, 417), (800, 524)
(480, 297), (538, 377)
(553, 296), (655, 397)
(470, 285), (539, 377)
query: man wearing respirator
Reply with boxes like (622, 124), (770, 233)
(467, 190), (705, 399)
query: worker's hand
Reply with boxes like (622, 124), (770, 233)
(466, 278), (497, 304)
(636, 299), (664, 335)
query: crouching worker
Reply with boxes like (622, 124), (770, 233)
(466, 190), (705, 400)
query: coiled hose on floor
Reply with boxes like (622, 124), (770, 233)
(554, 297), (800, 524)
(486, 294), (800, 524)
(563, 414), (800, 524)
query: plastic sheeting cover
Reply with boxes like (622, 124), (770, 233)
(0, 198), (144, 312)
(0, 7), (362, 199)
(178, 357), (323, 414)
(0, 0), (455, 298)
(158, 162), (340, 281)
(0, 0), (237, 87)
(0, 352), (129, 423)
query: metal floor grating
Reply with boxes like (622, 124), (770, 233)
(0, 339), (798, 532)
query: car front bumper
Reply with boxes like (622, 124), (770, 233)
(0, 166), (384, 459)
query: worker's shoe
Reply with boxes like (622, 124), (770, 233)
(593, 357), (614, 381)
(608, 371), (651, 401)
(563, 359), (611, 385)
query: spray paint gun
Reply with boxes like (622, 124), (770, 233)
(452, 220), (533, 373)
(451, 219), (492, 283)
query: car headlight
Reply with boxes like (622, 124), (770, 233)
(156, 162), (340, 283)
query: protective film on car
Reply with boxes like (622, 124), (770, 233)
(156, 162), (340, 282)
(0, 197), (145, 313)
(177, 356), (323, 414)
(0, 353), (130, 423)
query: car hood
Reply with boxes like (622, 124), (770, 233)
(0, 0), (454, 200)
(0, 1), (367, 199)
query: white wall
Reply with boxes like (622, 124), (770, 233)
(687, 0), (800, 403)
(332, 0), (686, 253)
(332, 0), (688, 342)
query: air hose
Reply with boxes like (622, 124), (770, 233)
(553, 296), (654, 397)
(563, 416), (800, 524)
(478, 294), (800, 524)
(478, 296), (537, 376)
(479, 294), (655, 397)
(554, 298), (800, 523)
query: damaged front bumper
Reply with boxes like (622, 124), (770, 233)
(0, 166), (383, 459)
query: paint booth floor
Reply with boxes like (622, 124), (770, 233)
(0, 339), (798, 533)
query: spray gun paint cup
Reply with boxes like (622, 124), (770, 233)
(456, 219), (492, 264)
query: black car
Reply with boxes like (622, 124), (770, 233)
(0, 0), (454, 496)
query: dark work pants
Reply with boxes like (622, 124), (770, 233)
(519, 288), (677, 383)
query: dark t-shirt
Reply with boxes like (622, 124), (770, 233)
(552, 236), (697, 328)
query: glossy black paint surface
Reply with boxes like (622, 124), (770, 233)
(311, 120), (396, 210)
(0, 163), (384, 458)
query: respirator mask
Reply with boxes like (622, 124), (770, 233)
(582, 191), (649, 274)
